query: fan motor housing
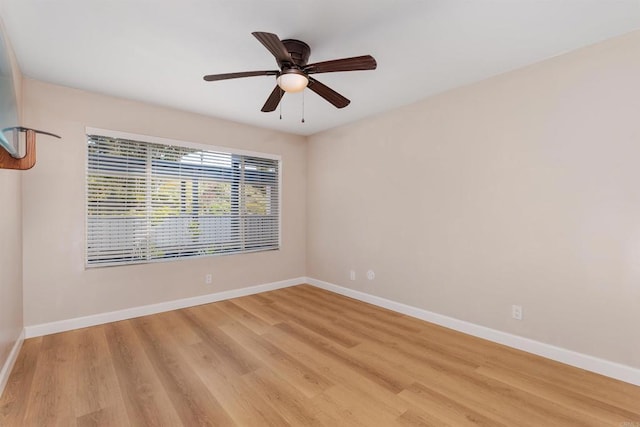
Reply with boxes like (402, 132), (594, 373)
(282, 39), (311, 66)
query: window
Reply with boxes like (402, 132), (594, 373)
(86, 132), (280, 267)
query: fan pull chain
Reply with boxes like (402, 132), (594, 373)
(279, 87), (283, 120)
(301, 90), (305, 123)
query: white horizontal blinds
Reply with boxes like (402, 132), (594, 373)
(87, 135), (280, 267)
(87, 137), (148, 265)
(241, 156), (280, 250)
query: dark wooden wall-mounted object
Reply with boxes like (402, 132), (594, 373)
(0, 127), (60, 170)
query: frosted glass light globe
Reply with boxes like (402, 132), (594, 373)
(277, 71), (308, 93)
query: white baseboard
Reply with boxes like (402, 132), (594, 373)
(0, 329), (25, 398)
(24, 277), (304, 338)
(306, 277), (640, 387)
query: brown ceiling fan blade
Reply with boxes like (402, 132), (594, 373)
(261, 86), (285, 112)
(304, 55), (377, 74)
(203, 70), (278, 81)
(307, 77), (350, 109)
(252, 32), (292, 65)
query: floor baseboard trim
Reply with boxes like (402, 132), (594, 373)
(0, 329), (25, 398)
(24, 277), (304, 339)
(306, 277), (640, 387)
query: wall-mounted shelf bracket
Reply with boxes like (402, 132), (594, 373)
(0, 127), (61, 170)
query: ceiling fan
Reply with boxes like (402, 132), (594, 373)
(203, 32), (377, 112)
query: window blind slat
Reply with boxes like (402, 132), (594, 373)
(86, 135), (280, 267)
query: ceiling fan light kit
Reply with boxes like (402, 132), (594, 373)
(203, 32), (376, 114)
(276, 69), (308, 93)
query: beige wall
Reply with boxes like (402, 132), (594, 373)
(307, 31), (640, 369)
(0, 17), (23, 377)
(22, 79), (306, 326)
(0, 168), (22, 374)
(0, 169), (22, 373)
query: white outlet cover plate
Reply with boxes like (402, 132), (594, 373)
(512, 305), (523, 320)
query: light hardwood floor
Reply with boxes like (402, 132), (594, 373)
(1, 284), (639, 426)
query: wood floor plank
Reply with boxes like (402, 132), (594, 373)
(75, 406), (128, 427)
(360, 336), (598, 426)
(1, 284), (639, 426)
(396, 408), (453, 427)
(181, 341), (290, 426)
(480, 351), (640, 413)
(264, 328), (412, 416)
(229, 295), (288, 325)
(476, 363), (640, 424)
(154, 309), (203, 346)
(335, 316), (480, 374)
(287, 285), (404, 324)
(156, 310), (292, 426)
(178, 308), (260, 376)
(184, 303), (232, 329)
(314, 383), (404, 426)
(399, 381), (509, 427)
(312, 405), (363, 427)
(218, 320), (334, 398)
(103, 321), (183, 426)
(0, 337), (42, 425)
(250, 292), (277, 304)
(216, 300), (272, 335)
(22, 332), (79, 427)
(275, 321), (409, 393)
(271, 296), (361, 348)
(309, 388), (372, 427)
(398, 364), (607, 426)
(242, 367), (324, 426)
(73, 326), (128, 423)
(130, 315), (235, 426)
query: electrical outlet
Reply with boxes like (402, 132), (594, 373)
(205, 273), (212, 285)
(511, 305), (523, 320)
(349, 270), (356, 281)
(367, 270), (375, 280)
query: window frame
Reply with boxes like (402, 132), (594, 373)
(84, 127), (282, 268)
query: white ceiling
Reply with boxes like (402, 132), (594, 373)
(1, 1), (639, 136)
